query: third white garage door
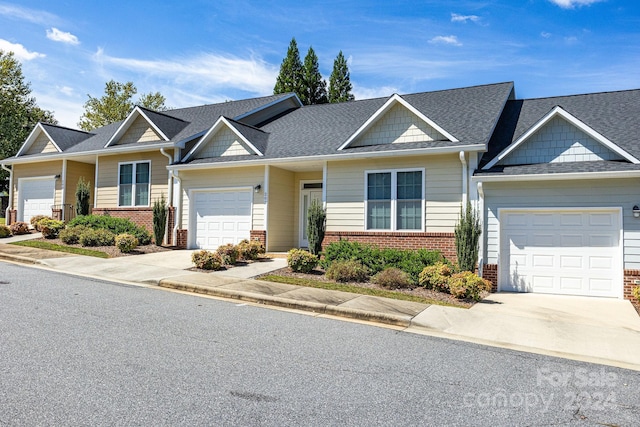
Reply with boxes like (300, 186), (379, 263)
(499, 209), (622, 298)
(192, 190), (252, 249)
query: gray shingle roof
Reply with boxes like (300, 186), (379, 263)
(40, 124), (93, 151)
(476, 160), (640, 176)
(137, 107), (188, 139)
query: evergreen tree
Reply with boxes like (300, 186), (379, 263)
(328, 51), (355, 103)
(273, 38), (303, 98)
(0, 50), (56, 193)
(301, 46), (327, 105)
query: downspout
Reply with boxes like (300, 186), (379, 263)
(93, 155), (99, 209)
(322, 162), (327, 208)
(459, 151), (468, 207)
(160, 148), (173, 246)
(61, 159), (67, 221)
(1, 164), (12, 223)
(477, 182), (485, 277)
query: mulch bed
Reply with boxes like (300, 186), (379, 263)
(256, 267), (480, 308)
(33, 237), (173, 258)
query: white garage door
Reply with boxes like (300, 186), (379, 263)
(192, 190), (252, 249)
(19, 178), (55, 224)
(499, 209), (621, 298)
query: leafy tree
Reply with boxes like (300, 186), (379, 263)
(328, 51), (355, 103)
(301, 47), (327, 105)
(273, 38), (303, 98)
(78, 80), (167, 131)
(75, 177), (91, 216)
(0, 50), (56, 193)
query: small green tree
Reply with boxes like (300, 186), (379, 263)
(328, 51), (355, 103)
(75, 177), (91, 216)
(306, 199), (326, 255)
(152, 194), (168, 246)
(301, 46), (328, 105)
(454, 201), (482, 272)
(273, 38), (303, 98)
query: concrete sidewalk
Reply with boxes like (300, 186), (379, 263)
(1, 242), (640, 371)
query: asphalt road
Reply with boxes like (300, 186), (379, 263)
(1, 261), (639, 426)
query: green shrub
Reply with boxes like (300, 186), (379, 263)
(237, 239), (265, 261)
(152, 194), (167, 246)
(39, 219), (64, 239)
(9, 221), (30, 235)
(30, 215), (50, 231)
(307, 199), (326, 255)
(75, 177), (91, 216)
(448, 271), (492, 301)
(68, 214), (151, 245)
(455, 201), (482, 272)
(0, 225), (11, 238)
(326, 259), (369, 283)
(216, 243), (239, 265)
(59, 225), (90, 244)
(115, 233), (138, 253)
(79, 228), (115, 247)
(372, 267), (412, 289)
(192, 250), (223, 270)
(287, 249), (318, 273)
(419, 262), (452, 292)
(632, 286), (640, 303)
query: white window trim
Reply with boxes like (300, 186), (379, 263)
(364, 168), (425, 232)
(118, 160), (151, 207)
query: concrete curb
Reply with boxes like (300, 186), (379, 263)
(158, 279), (411, 327)
(0, 252), (42, 265)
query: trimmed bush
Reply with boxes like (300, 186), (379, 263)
(216, 243), (239, 265)
(448, 271), (492, 301)
(30, 215), (50, 231)
(237, 239), (265, 261)
(39, 219), (64, 239)
(9, 221), (30, 235)
(192, 250), (223, 270)
(68, 214), (151, 245)
(287, 249), (318, 273)
(79, 228), (115, 247)
(152, 194), (167, 246)
(372, 267), (412, 289)
(326, 259), (369, 283)
(115, 233), (138, 253)
(418, 262), (452, 292)
(306, 199), (326, 255)
(0, 225), (11, 238)
(59, 225), (90, 244)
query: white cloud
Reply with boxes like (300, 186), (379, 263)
(548, 0), (605, 9)
(541, 32), (552, 38)
(352, 85), (399, 100)
(93, 48), (278, 94)
(46, 28), (80, 45)
(0, 39), (45, 60)
(58, 86), (74, 96)
(429, 35), (462, 46)
(451, 13), (480, 23)
(0, 3), (59, 25)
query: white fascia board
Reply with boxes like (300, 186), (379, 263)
(16, 123), (62, 156)
(472, 169), (640, 182)
(483, 106), (640, 170)
(104, 106), (170, 148)
(233, 93), (302, 121)
(338, 94), (459, 151)
(182, 117), (263, 162)
(168, 143), (485, 171)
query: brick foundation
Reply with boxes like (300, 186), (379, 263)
(91, 207), (154, 235)
(51, 209), (62, 221)
(624, 270), (640, 303)
(166, 207), (175, 246)
(8, 209), (16, 226)
(322, 231), (457, 262)
(176, 229), (188, 249)
(250, 230), (267, 246)
(482, 264), (498, 292)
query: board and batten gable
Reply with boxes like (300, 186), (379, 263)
(95, 151), (170, 207)
(482, 179), (640, 269)
(178, 166), (265, 230)
(11, 161), (63, 209)
(325, 154), (463, 232)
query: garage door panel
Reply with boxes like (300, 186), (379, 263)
(532, 276), (554, 289)
(560, 213), (582, 226)
(560, 277), (582, 290)
(532, 254), (554, 268)
(589, 256), (612, 269)
(532, 234), (554, 246)
(560, 255), (582, 269)
(533, 214), (554, 226)
(560, 234), (583, 247)
(193, 190), (252, 249)
(590, 213), (614, 227)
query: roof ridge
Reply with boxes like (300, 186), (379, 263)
(225, 116), (268, 133)
(136, 106), (189, 123)
(40, 122), (94, 135)
(166, 93), (291, 114)
(518, 87), (640, 102)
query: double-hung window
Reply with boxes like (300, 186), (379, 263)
(366, 169), (424, 231)
(119, 161), (150, 206)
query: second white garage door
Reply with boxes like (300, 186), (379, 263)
(499, 209), (622, 298)
(192, 190), (252, 249)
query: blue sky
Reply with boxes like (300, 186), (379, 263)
(1, 0), (638, 128)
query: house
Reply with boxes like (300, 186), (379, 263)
(2, 81), (639, 301)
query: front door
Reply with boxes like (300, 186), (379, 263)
(299, 186), (323, 248)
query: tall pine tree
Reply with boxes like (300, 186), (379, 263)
(301, 46), (327, 105)
(273, 38), (303, 98)
(328, 51), (355, 103)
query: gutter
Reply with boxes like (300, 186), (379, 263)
(1, 164), (12, 223)
(472, 169), (640, 182)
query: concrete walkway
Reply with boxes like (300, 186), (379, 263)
(1, 241), (640, 371)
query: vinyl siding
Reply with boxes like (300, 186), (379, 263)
(115, 115), (162, 145)
(325, 154), (462, 232)
(12, 161), (63, 209)
(179, 166), (264, 230)
(267, 167), (296, 251)
(293, 171), (323, 247)
(96, 151), (170, 207)
(195, 127), (251, 158)
(64, 161), (95, 210)
(26, 132), (58, 155)
(483, 178), (640, 269)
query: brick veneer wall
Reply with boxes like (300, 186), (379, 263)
(176, 229), (188, 249)
(8, 209), (16, 226)
(482, 264), (498, 292)
(322, 231), (457, 262)
(250, 230), (266, 246)
(624, 270), (640, 303)
(91, 207), (154, 235)
(166, 206), (175, 246)
(51, 208), (62, 221)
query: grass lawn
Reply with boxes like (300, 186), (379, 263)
(10, 240), (110, 258)
(259, 274), (468, 308)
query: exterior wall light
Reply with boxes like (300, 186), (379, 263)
(633, 205), (640, 218)
(254, 184), (262, 193)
